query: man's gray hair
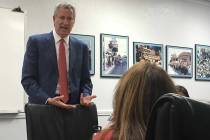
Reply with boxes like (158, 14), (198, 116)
(54, 2), (76, 19)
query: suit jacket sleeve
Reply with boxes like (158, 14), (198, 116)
(80, 43), (93, 96)
(21, 36), (49, 103)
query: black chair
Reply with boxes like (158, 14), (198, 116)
(25, 103), (99, 140)
(145, 93), (210, 140)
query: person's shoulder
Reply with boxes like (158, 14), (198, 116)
(29, 32), (52, 40)
(70, 35), (87, 46)
(92, 129), (113, 140)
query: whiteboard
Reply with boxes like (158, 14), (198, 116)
(0, 8), (24, 113)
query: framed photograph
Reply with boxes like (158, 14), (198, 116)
(133, 42), (164, 68)
(166, 45), (193, 78)
(195, 44), (210, 81)
(71, 34), (95, 75)
(100, 33), (129, 78)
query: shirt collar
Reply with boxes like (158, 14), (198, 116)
(53, 29), (69, 45)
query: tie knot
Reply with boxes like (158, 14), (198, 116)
(59, 39), (65, 49)
(60, 39), (65, 43)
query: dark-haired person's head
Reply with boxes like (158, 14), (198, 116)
(175, 85), (189, 97)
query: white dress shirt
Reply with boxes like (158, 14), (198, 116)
(53, 29), (70, 95)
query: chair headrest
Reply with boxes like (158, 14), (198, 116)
(145, 93), (210, 140)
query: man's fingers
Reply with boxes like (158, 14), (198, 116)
(53, 100), (66, 107)
(48, 96), (77, 110)
(90, 95), (97, 100)
(54, 95), (64, 101)
(55, 101), (76, 109)
(81, 94), (97, 100)
(80, 94), (97, 107)
(66, 104), (76, 109)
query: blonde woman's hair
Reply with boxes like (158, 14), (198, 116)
(110, 61), (176, 140)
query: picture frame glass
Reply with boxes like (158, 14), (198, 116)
(100, 34), (129, 78)
(133, 42), (164, 68)
(195, 44), (210, 81)
(71, 34), (95, 75)
(166, 45), (193, 78)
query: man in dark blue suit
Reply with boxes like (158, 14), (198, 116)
(21, 2), (96, 109)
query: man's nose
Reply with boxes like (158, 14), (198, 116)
(63, 18), (69, 25)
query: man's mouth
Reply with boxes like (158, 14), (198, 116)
(60, 27), (69, 30)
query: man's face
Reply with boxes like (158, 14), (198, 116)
(53, 8), (75, 38)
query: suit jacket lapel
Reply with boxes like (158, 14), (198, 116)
(47, 32), (58, 74)
(69, 36), (74, 76)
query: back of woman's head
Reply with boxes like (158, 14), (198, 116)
(111, 61), (176, 140)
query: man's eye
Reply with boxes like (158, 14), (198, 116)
(68, 17), (74, 21)
(60, 17), (65, 20)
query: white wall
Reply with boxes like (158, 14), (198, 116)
(2, 0), (210, 113)
(71, 0), (210, 112)
(0, 8), (25, 113)
(0, 0), (210, 140)
(0, 114), (26, 140)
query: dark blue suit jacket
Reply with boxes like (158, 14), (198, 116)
(21, 32), (93, 104)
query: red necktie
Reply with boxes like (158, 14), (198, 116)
(58, 39), (69, 103)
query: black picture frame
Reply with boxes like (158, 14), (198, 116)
(100, 33), (129, 78)
(133, 42), (164, 68)
(71, 33), (95, 75)
(195, 44), (210, 81)
(166, 45), (193, 78)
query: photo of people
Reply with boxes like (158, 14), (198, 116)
(101, 34), (129, 77)
(166, 45), (193, 78)
(133, 42), (163, 68)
